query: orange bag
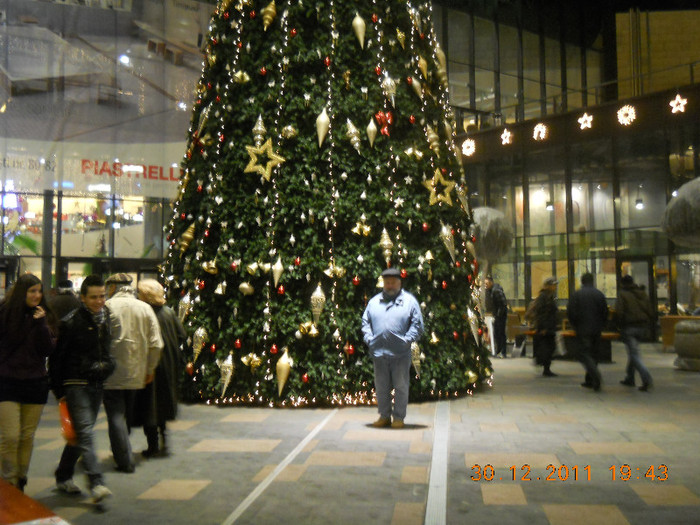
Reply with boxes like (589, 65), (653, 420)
(58, 398), (77, 446)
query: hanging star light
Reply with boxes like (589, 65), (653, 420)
(422, 168), (455, 206)
(617, 105), (636, 126)
(500, 129), (512, 145)
(578, 112), (593, 130)
(669, 94), (687, 114)
(244, 138), (286, 181)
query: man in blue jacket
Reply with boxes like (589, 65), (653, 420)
(362, 268), (424, 429)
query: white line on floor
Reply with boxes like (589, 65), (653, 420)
(425, 400), (450, 525)
(221, 408), (339, 525)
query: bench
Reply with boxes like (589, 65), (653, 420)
(164, 47), (184, 66)
(147, 38), (166, 56)
(512, 327), (618, 363)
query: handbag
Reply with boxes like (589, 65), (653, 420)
(58, 398), (77, 446)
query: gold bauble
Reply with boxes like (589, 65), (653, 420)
(396, 28), (406, 49)
(352, 12), (366, 49)
(346, 119), (361, 153)
(261, 0), (277, 31)
(310, 284), (326, 324)
(179, 223), (195, 255)
(232, 70), (251, 84)
(252, 114), (266, 146)
(418, 56), (428, 78)
(218, 353), (234, 398)
(241, 352), (262, 372)
(366, 119), (378, 148)
(410, 77), (422, 99)
(272, 257), (284, 287)
(316, 108), (330, 147)
(276, 347), (293, 396)
(439, 223), (457, 263)
(202, 260), (218, 274)
(193, 327), (208, 362)
(466, 369), (479, 384)
(246, 262), (259, 275)
(281, 125), (298, 139)
(178, 294), (191, 323)
(380, 229), (394, 265)
(239, 282), (255, 295)
(429, 332), (440, 345)
(425, 125), (440, 158)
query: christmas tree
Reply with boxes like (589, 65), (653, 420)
(163, 0), (492, 406)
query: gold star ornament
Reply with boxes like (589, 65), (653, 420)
(244, 138), (285, 181)
(423, 168), (455, 206)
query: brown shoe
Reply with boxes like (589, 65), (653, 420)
(391, 418), (405, 429)
(372, 417), (391, 428)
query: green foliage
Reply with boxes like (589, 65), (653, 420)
(164, 0), (492, 406)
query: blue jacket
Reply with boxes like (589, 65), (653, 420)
(362, 289), (424, 357)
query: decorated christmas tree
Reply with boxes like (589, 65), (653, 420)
(163, 0), (492, 406)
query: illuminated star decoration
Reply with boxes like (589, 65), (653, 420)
(244, 138), (286, 181)
(501, 129), (512, 145)
(578, 113), (593, 130)
(669, 94), (687, 114)
(423, 168), (455, 206)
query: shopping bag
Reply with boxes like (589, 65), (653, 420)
(554, 331), (566, 357)
(58, 398), (77, 446)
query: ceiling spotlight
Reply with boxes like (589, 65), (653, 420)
(635, 198), (644, 210)
(546, 201), (554, 211)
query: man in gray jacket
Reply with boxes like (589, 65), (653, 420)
(103, 273), (163, 472)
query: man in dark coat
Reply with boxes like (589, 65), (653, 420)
(567, 273), (608, 391)
(527, 277), (559, 377)
(615, 275), (654, 391)
(47, 280), (81, 322)
(485, 276), (509, 358)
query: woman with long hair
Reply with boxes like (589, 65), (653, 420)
(0, 274), (57, 491)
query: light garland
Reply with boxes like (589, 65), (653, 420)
(617, 104), (636, 126)
(461, 138), (476, 156)
(577, 112), (593, 130)
(533, 123), (548, 141)
(669, 94), (687, 113)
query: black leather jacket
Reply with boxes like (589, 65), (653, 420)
(49, 305), (113, 398)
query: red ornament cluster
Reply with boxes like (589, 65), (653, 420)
(375, 111), (394, 136)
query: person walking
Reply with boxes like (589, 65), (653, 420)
(103, 274), (163, 472)
(527, 277), (559, 377)
(567, 273), (609, 391)
(615, 275), (654, 391)
(362, 268), (424, 429)
(49, 275), (114, 503)
(0, 274), (57, 492)
(135, 279), (186, 458)
(484, 276), (509, 358)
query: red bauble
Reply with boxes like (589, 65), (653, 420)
(212, 38), (218, 46)
(237, 41), (243, 49)
(180, 213), (186, 220)
(375, 66), (382, 75)
(198, 280), (205, 290)
(371, 13), (378, 23)
(216, 95), (221, 103)
(223, 11), (229, 19)
(207, 82), (212, 90)
(270, 344), (279, 355)
(419, 32), (425, 39)
(352, 275), (360, 286)
(204, 230), (210, 237)
(294, 257), (301, 266)
(478, 328), (483, 336)
(234, 338), (242, 349)
(441, 168), (447, 174)
(260, 66), (267, 76)
(409, 115), (416, 124)
(186, 151), (192, 159)
(210, 344), (217, 353)
(406, 76), (413, 85)
(451, 228), (456, 236)
(347, 344), (355, 355)
(302, 373), (309, 383)
(185, 363), (195, 376)
(250, 10), (256, 18)
(230, 261), (238, 271)
(442, 280), (448, 290)
(218, 133), (224, 142)
(455, 261), (461, 268)
(290, 28), (297, 37)
(471, 235), (477, 243)
(197, 185), (203, 192)
(324, 56), (331, 67)
(400, 269), (408, 279)
(277, 285), (285, 295)
(422, 222), (429, 232)
(453, 331), (459, 341)
(468, 274), (473, 283)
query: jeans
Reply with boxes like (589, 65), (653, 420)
(621, 326), (652, 386)
(493, 315), (507, 356)
(103, 389), (136, 469)
(373, 354), (411, 421)
(0, 401), (44, 486)
(55, 384), (104, 488)
(576, 334), (601, 388)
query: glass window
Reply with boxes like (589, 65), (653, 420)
(60, 195), (112, 257)
(474, 17), (495, 72)
(526, 148), (566, 235)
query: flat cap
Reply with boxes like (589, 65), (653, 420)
(105, 273), (133, 285)
(381, 268), (402, 278)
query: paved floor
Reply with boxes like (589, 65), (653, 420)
(19, 341), (700, 524)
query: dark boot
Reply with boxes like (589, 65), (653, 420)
(142, 426), (160, 458)
(17, 477), (27, 492)
(159, 424), (170, 457)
